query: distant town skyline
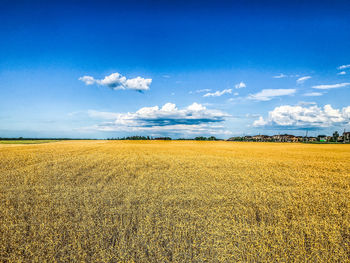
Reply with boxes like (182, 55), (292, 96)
(1, 0), (350, 138)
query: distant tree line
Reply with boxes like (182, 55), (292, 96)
(194, 136), (218, 141)
(107, 136), (220, 141)
(2, 131), (348, 143)
(0, 137), (95, 140)
(1, 136), (219, 141)
(107, 136), (172, 140)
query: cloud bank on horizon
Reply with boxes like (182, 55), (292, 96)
(254, 104), (350, 128)
(85, 102), (231, 136)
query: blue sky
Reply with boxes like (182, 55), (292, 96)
(1, 0), (350, 138)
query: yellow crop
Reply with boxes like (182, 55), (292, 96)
(1, 140), (349, 262)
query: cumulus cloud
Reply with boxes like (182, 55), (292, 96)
(79, 72), (152, 92)
(248, 89), (296, 101)
(79, 76), (95, 85)
(312, 82), (350, 90)
(203, 89), (232, 97)
(85, 103), (231, 136)
(253, 116), (268, 126)
(297, 76), (311, 84)
(235, 82), (246, 89)
(338, 71), (347, 75)
(303, 92), (323, 97)
(273, 73), (287, 79)
(338, 64), (350, 70)
(253, 104), (350, 128)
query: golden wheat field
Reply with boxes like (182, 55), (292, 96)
(0, 140), (350, 262)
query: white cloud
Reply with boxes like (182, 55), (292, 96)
(125, 77), (152, 91)
(248, 89), (296, 101)
(338, 64), (350, 70)
(203, 89), (232, 97)
(343, 107), (350, 120)
(338, 71), (347, 75)
(312, 82), (350, 90)
(79, 72), (152, 92)
(297, 76), (311, 84)
(303, 92), (323, 97)
(253, 116), (268, 126)
(85, 103), (231, 136)
(235, 82), (246, 89)
(273, 73), (287, 79)
(79, 76), (95, 85)
(253, 104), (350, 128)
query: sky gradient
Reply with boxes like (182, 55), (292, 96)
(1, 0), (350, 138)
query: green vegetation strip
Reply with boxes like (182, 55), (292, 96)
(0, 140), (60, 144)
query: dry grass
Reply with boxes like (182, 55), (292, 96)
(0, 140), (349, 262)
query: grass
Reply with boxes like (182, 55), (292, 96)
(0, 140), (59, 144)
(0, 140), (349, 262)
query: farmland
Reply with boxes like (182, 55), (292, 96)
(0, 140), (349, 262)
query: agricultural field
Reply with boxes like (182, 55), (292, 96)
(0, 140), (349, 262)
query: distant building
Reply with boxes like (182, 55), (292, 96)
(272, 134), (298, 142)
(244, 136), (253, 141)
(343, 132), (350, 143)
(296, 136), (304, 142)
(252, 135), (272, 142)
(317, 135), (327, 142)
(227, 132), (347, 143)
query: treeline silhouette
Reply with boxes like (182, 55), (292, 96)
(1, 136), (220, 141)
(0, 137), (95, 140)
(194, 136), (218, 141)
(107, 136), (172, 140)
(107, 136), (219, 140)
